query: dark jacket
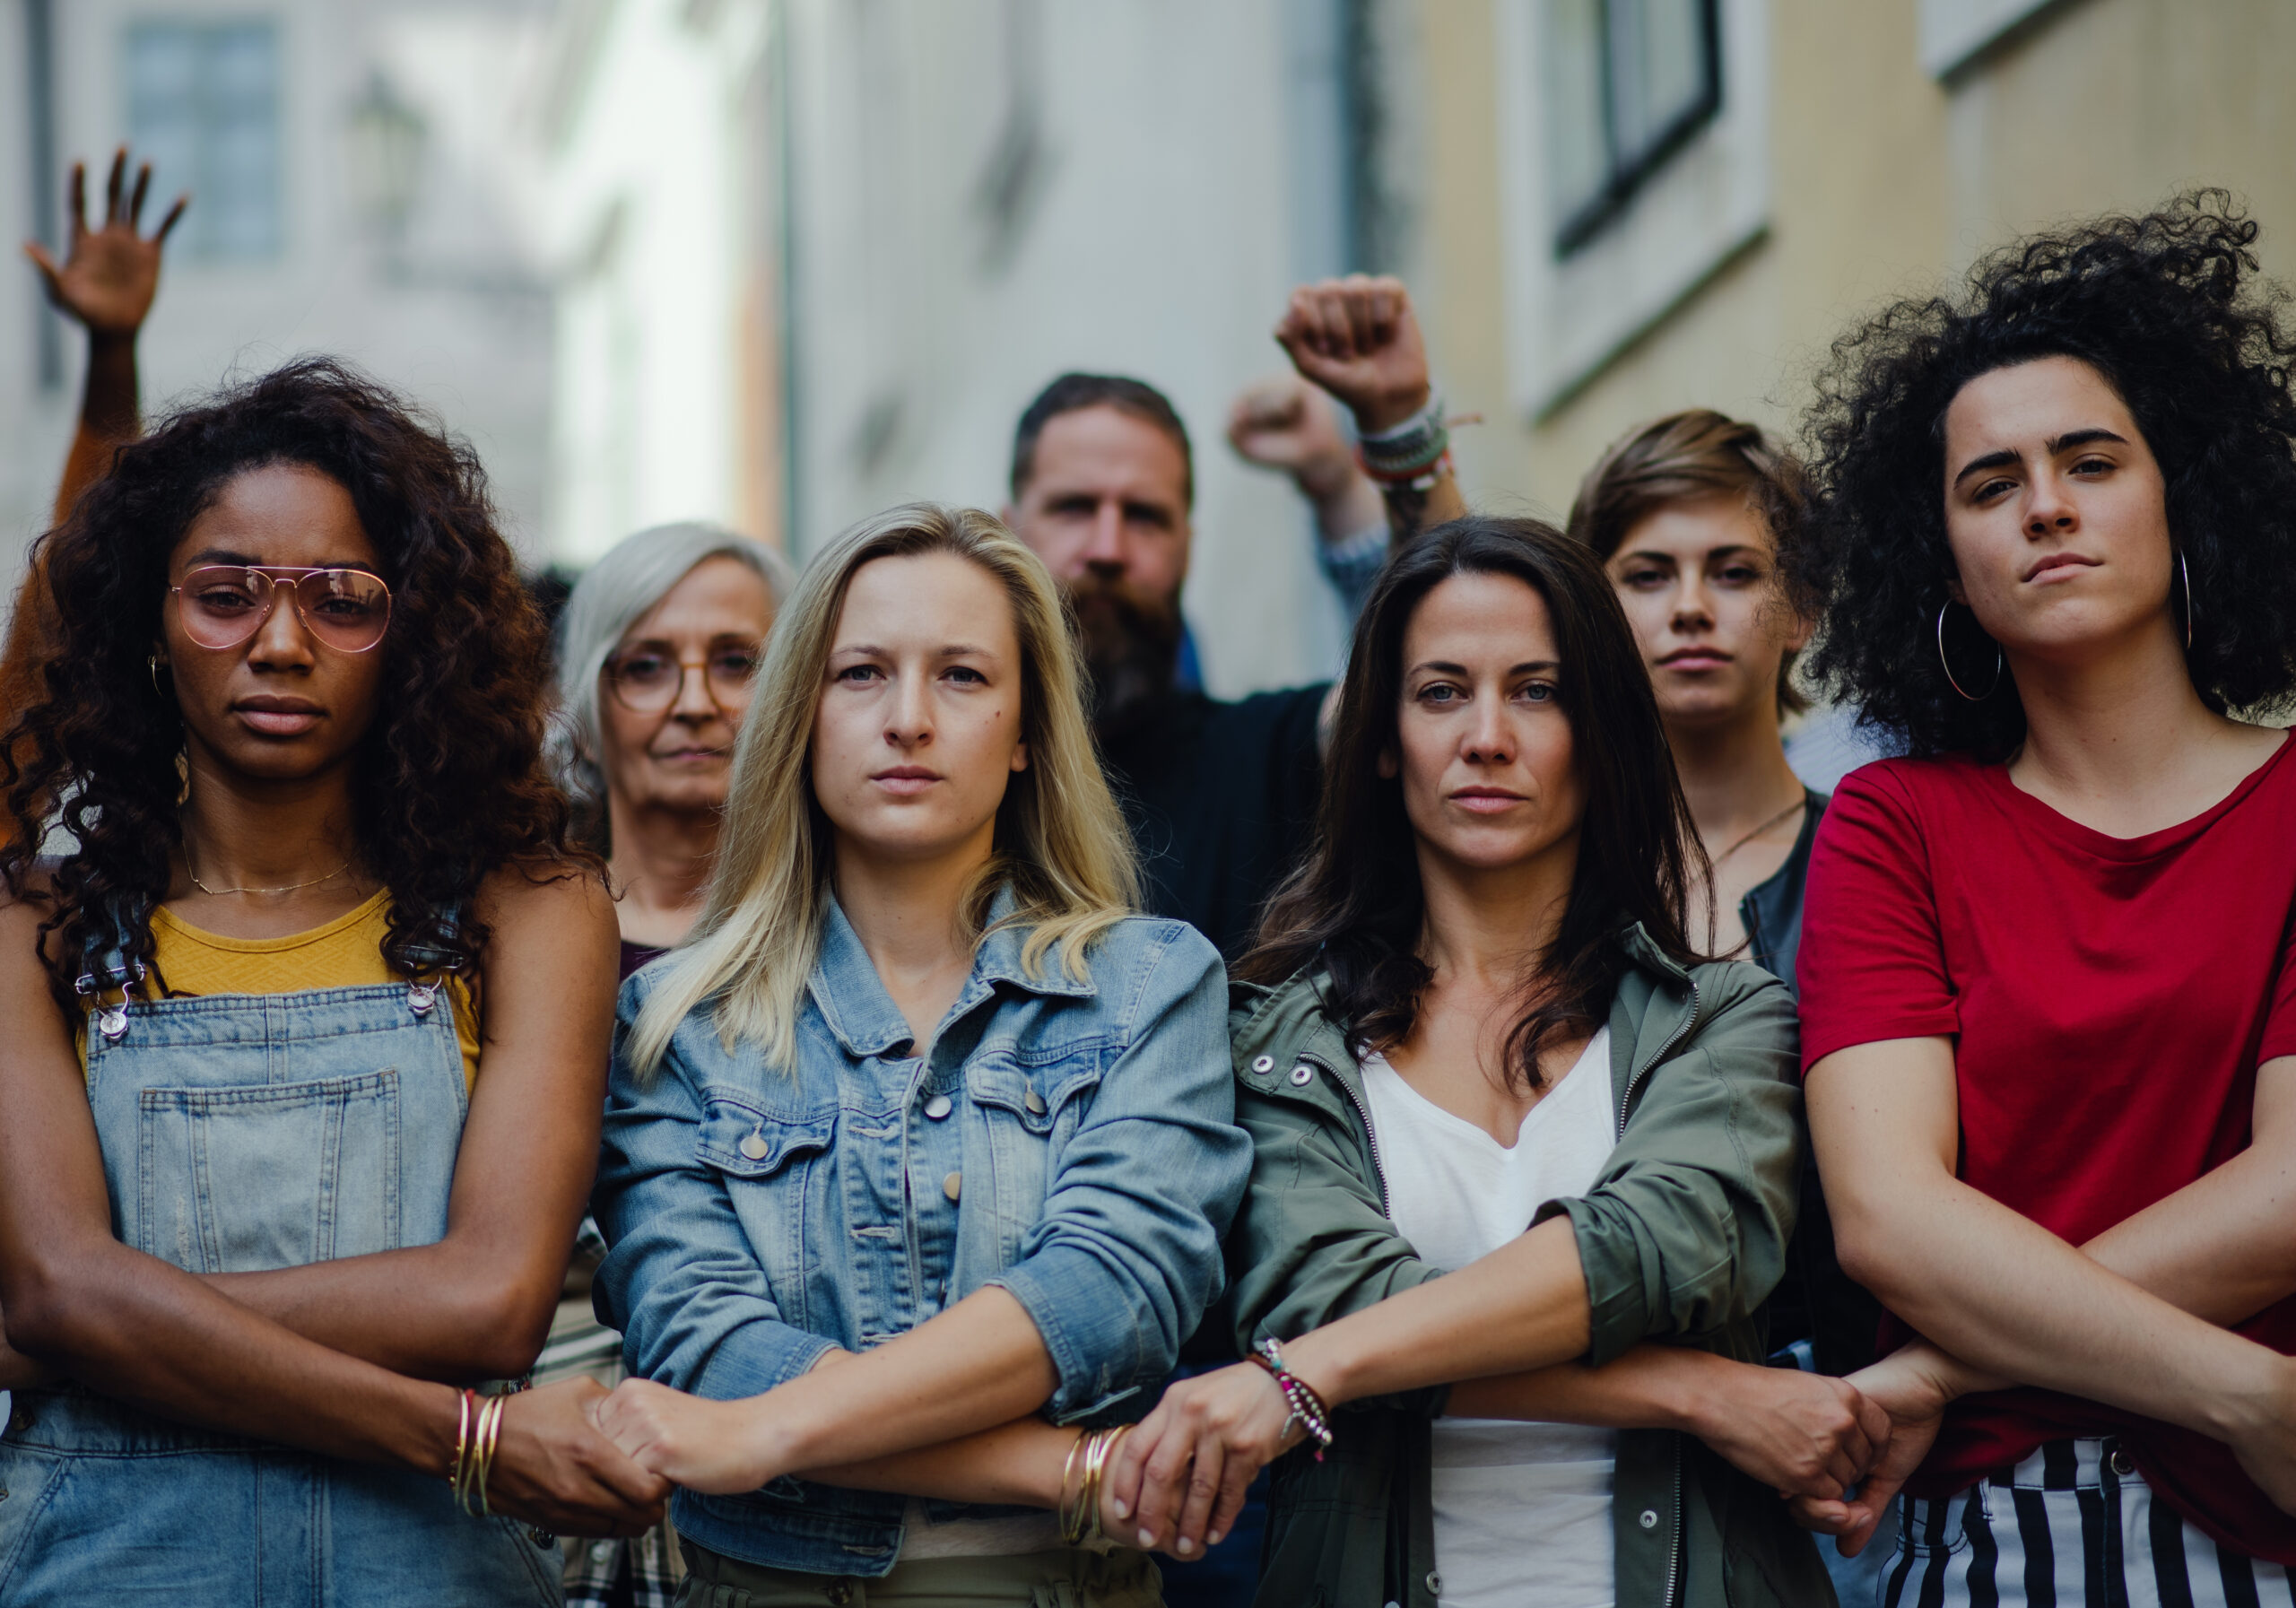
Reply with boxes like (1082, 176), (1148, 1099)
(1226, 927), (1836, 1608)
(1738, 789), (1826, 990)
(1739, 790), (1884, 1378)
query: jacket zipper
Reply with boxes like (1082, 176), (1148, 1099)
(1615, 974), (1700, 1143)
(1300, 1051), (1388, 1214)
(1665, 1444), (1683, 1608)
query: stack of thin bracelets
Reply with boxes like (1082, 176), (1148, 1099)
(1354, 392), (1452, 491)
(1057, 1424), (1133, 1548)
(448, 1387), (508, 1517)
(1248, 1336), (1335, 1460)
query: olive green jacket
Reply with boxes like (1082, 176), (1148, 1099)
(1227, 926), (1835, 1608)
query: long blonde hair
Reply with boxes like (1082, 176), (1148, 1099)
(627, 503), (1139, 1076)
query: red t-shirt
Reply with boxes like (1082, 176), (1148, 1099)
(1796, 737), (2296, 1563)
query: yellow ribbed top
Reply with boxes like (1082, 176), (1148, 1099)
(135, 890), (481, 1091)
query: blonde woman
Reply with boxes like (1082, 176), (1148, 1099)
(587, 505), (1251, 1605)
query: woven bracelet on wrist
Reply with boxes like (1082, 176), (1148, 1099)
(1249, 1338), (1335, 1459)
(1357, 395), (1448, 477)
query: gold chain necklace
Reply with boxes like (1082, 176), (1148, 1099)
(1709, 798), (1806, 869)
(186, 855), (352, 898)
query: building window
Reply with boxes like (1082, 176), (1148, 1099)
(1495, 0), (1768, 417)
(126, 20), (283, 261)
(1544, 0), (1720, 254)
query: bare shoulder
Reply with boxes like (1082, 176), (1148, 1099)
(474, 858), (616, 960)
(0, 873), (75, 1040)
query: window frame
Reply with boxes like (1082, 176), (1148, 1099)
(1494, 0), (1770, 421)
(1551, 0), (1725, 256)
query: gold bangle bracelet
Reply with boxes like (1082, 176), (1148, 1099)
(1057, 1427), (1091, 1546)
(448, 1388), (472, 1494)
(476, 1395), (507, 1517)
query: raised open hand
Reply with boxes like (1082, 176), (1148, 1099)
(1274, 274), (1432, 435)
(23, 149), (187, 336)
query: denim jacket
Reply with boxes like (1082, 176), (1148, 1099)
(591, 891), (1252, 1577)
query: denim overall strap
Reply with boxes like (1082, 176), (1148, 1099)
(0, 977), (563, 1606)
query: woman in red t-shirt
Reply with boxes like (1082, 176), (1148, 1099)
(1781, 193), (2296, 1601)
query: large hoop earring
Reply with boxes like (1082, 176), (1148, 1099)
(1936, 602), (2003, 701)
(2178, 550), (2195, 652)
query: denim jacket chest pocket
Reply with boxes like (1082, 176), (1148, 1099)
(964, 1045), (1103, 1258)
(695, 1087), (837, 1299)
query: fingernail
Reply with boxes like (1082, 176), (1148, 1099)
(1177, 1538), (1194, 1556)
(1209, 1530), (1224, 1547)
(1110, 1498), (1129, 1519)
(1137, 1528), (1155, 1549)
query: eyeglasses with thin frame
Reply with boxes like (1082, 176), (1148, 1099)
(170, 565), (393, 654)
(604, 644), (762, 714)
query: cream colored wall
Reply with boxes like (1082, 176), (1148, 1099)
(1417, 0), (2296, 519)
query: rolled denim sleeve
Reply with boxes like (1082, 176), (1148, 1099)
(987, 925), (1253, 1421)
(591, 986), (835, 1400)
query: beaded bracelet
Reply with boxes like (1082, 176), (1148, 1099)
(1248, 1337), (1335, 1460)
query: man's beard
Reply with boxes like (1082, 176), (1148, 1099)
(1067, 575), (1184, 732)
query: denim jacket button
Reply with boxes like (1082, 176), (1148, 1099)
(1251, 1055), (1275, 1073)
(925, 1094), (953, 1120)
(943, 1171), (963, 1202)
(1425, 1571), (1441, 1595)
(1638, 1508), (1659, 1530)
(1024, 1089), (1048, 1116)
(1289, 1065), (1314, 1086)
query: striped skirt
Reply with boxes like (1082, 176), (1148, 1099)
(1882, 1438), (2291, 1608)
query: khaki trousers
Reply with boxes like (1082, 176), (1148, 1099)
(673, 1540), (1164, 1608)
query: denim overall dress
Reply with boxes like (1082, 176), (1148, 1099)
(0, 928), (563, 1607)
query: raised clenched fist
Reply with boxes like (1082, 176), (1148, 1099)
(1273, 274), (1432, 435)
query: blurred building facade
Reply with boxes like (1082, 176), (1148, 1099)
(1408, 0), (2296, 526)
(0, 0), (558, 587)
(539, 0), (2296, 698)
(532, 0), (785, 567)
(536, 0), (1413, 694)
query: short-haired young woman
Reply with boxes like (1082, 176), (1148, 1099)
(587, 505), (1250, 1605)
(1108, 517), (1886, 1608)
(0, 360), (666, 1604)
(1785, 193), (2296, 1598)
(1569, 413), (1891, 1593)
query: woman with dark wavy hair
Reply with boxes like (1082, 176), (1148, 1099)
(0, 359), (667, 1604)
(1108, 517), (1883, 1608)
(1783, 194), (2296, 1599)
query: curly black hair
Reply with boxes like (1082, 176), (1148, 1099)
(1782, 189), (2296, 761)
(0, 358), (587, 1011)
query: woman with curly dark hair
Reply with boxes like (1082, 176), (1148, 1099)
(0, 359), (667, 1604)
(1783, 194), (2296, 1599)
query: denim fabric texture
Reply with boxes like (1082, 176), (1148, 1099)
(0, 983), (561, 1606)
(592, 891), (1251, 1578)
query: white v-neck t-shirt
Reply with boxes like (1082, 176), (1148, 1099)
(1360, 1028), (1618, 1608)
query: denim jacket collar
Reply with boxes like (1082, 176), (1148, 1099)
(805, 884), (1098, 1059)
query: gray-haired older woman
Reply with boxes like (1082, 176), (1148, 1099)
(556, 523), (791, 978)
(545, 522), (788, 1608)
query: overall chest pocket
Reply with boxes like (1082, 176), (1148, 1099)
(696, 1091), (838, 1288)
(137, 1071), (404, 1273)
